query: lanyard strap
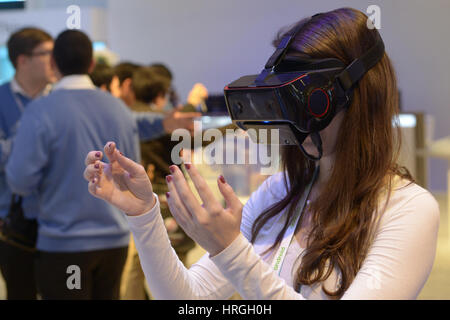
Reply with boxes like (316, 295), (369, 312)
(13, 93), (25, 112)
(9, 83), (26, 112)
(271, 164), (320, 275)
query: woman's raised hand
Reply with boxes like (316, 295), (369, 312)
(83, 141), (156, 216)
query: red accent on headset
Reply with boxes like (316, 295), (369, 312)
(307, 88), (330, 118)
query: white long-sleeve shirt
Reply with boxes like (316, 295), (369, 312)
(126, 172), (440, 299)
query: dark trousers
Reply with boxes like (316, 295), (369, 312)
(0, 239), (37, 300)
(35, 246), (128, 300)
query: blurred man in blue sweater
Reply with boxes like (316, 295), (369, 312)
(0, 27), (55, 300)
(6, 30), (140, 300)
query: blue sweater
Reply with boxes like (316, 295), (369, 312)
(0, 82), (164, 222)
(6, 88), (141, 252)
(0, 82), (40, 219)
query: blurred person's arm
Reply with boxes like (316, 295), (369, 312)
(162, 110), (200, 136)
(5, 107), (48, 195)
(133, 110), (200, 142)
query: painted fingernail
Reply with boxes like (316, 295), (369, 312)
(166, 175), (172, 183)
(95, 152), (101, 158)
(185, 163), (191, 170)
(169, 165), (176, 173)
(92, 178), (96, 184)
(166, 192), (170, 199)
(94, 163), (99, 169)
(219, 175), (226, 184)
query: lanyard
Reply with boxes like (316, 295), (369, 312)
(13, 93), (25, 112)
(9, 83), (26, 112)
(270, 164), (320, 276)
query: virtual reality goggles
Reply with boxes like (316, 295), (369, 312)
(223, 15), (385, 160)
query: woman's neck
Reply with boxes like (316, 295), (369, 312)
(310, 153), (335, 198)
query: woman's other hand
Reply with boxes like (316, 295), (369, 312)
(84, 141), (156, 216)
(166, 163), (243, 257)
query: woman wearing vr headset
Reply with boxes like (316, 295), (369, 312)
(83, 8), (439, 299)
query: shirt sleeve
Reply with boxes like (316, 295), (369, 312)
(341, 191), (440, 299)
(128, 172), (293, 300)
(127, 170), (275, 300)
(126, 194), (236, 299)
(5, 106), (49, 196)
(210, 190), (440, 300)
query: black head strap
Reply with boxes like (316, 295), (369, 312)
(335, 36), (385, 91)
(255, 19), (312, 85)
(299, 131), (323, 161)
(274, 55), (346, 73)
(263, 13), (323, 70)
(264, 21), (307, 70)
(257, 14), (385, 88)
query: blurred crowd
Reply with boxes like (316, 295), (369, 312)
(0, 27), (210, 300)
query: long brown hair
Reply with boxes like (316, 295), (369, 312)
(250, 8), (413, 299)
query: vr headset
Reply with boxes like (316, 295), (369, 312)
(223, 14), (385, 160)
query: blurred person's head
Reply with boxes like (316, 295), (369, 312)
(115, 62), (140, 84)
(114, 61), (140, 106)
(132, 66), (171, 111)
(89, 63), (121, 98)
(150, 62), (180, 108)
(51, 30), (94, 79)
(149, 63), (173, 81)
(7, 27), (56, 91)
(114, 62), (140, 107)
